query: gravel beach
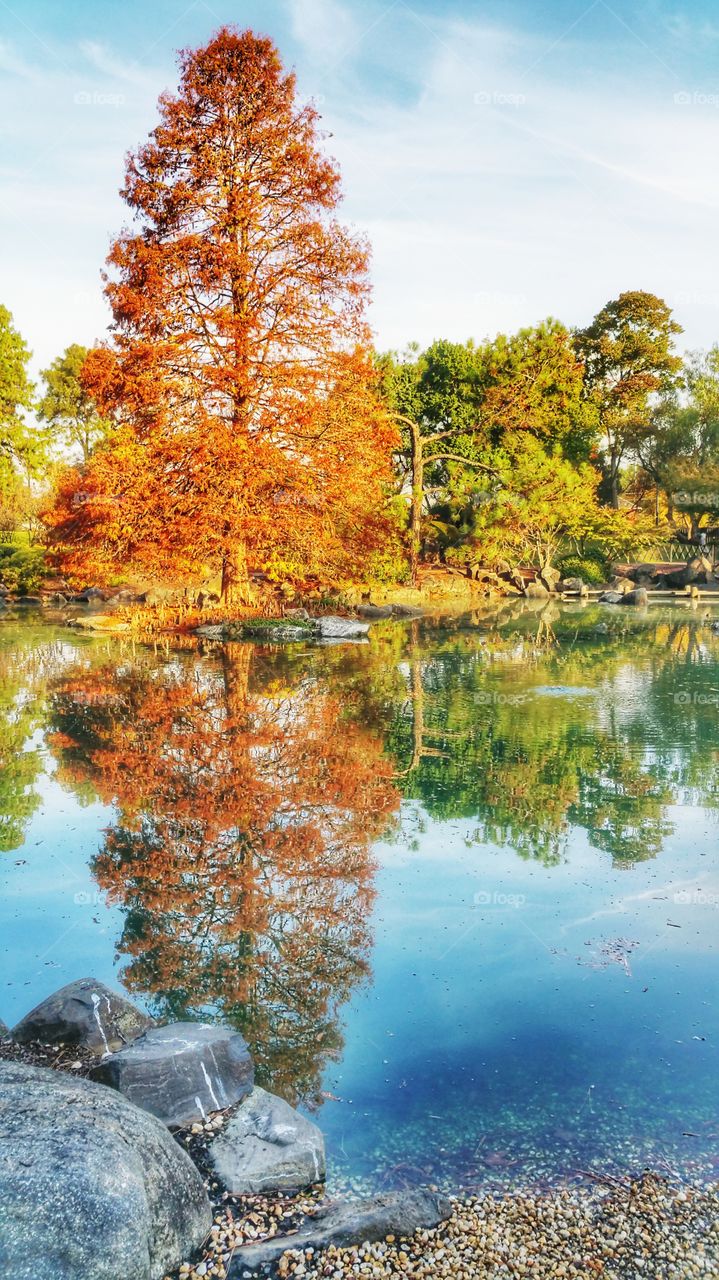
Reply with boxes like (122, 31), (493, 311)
(171, 1163), (719, 1280)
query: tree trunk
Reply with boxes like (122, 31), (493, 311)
(409, 424), (424, 588)
(609, 469), (620, 510)
(221, 538), (253, 605)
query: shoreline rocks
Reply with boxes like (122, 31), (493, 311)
(0, 1060), (211, 1280)
(209, 1086), (325, 1195)
(228, 1188), (452, 1277)
(11, 977), (153, 1056)
(91, 1021), (254, 1128)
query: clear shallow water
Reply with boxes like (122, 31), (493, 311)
(1, 603), (719, 1194)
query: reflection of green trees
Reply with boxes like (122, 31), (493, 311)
(48, 645), (399, 1105)
(0, 624), (71, 851)
(381, 609), (718, 864)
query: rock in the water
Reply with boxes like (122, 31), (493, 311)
(315, 615), (370, 638)
(209, 1086), (325, 1194)
(0, 1060), (211, 1280)
(11, 977), (153, 1056)
(663, 556), (712, 589)
(357, 604), (394, 619)
(524, 582), (549, 599)
(66, 613), (131, 632)
(620, 587), (649, 606)
(92, 1021), (254, 1127)
(560, 576), (585, 593)
(600, 591), (624, 605)
(228, 1188), (452, 1277)
(195, 623), (226, 639)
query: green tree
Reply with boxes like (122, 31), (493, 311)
(455, 433), (603, 574)
(575, 291), (683, 508)
(38, 344), (110, 463)
(0, 304), (41, 500)
(478, 319), (596, 462)
(380, 341), (494, 584)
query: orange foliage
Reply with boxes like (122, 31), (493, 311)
(48, 646), (399, 1101)
(46, 29), (396, 596)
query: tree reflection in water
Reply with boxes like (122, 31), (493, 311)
(42, 608), (719, 1104)
(48, 643), (400, 1104)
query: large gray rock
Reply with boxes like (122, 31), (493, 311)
(315, 615), (370, 638)
(524, 582), (549, 599)
(0, 1060), (211, 1280)
(620, 587), (649, 607)
(209, 1086), (325, 1194)
(663, 557), (712, 589)
(11, 977), (153, 1056)
(92, 1021), (254, 1127)
(600, 591), (624, 605)
(228, 1188), (452, 1277)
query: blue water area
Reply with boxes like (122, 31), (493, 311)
(1, 606), (718, 1192)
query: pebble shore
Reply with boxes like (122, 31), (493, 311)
(171, 1169), (719, 1280)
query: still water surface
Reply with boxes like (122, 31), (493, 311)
(1, 604), (718, 1192)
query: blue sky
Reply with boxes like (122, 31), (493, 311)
(1, 0), (718, 374)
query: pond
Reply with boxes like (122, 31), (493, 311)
(1, 602), (718, 1195)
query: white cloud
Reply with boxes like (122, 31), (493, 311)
(2, 3), (719, 381)
(286, 0), (357, 65)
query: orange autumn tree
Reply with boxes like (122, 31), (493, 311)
(48, 645), (399, 1102)
(47, 28), (396, 598)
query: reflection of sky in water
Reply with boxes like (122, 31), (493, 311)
(1, 612), (719, 1192)
(317, 808), (719, 1189)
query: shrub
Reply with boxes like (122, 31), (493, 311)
(0, 544), (48, 594)
(557, 553), (607, 586)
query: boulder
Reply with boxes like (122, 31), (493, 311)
(390, 603), (425, 617)
(560, 577), (585, 592)
(209, 1086), (325, 1194)
(227, 1188), (452, 1277)
(357, 604), (394, 619)
(195, 624), (226, 640)
(0, 1060), (211, 1280)
(315, 616), (370, 639)
(663, 557), (712, 589)
(629, 563), (660, 585)
(11, 977), (153, 1056)
(92, 1021), (254, 1128)
(524, 582), (549, 599)
(620, 587), (649, 607)
(600, 591), (624, 605)
(66, 613), (131, 632)
(538, 565), (561, 592)
(609, 576), (634, 594)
